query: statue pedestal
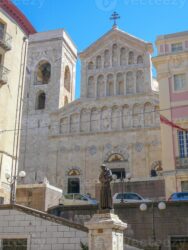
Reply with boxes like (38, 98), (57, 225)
(85, 211), (127, 250)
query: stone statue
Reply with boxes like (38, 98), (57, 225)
(99, 164), (113, 210)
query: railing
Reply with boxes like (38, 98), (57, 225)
(176, 157), (188, 169)
(0, 31), (12, 51)
(0, 65), (10, 86)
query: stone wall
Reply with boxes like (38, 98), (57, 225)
(48, 202), (188, 250)
(95, 178), (165, 200)
(0, 204), (88, 250)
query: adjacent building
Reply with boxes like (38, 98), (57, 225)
(153, 31), (188, 198)
(0, 0), (35, 203)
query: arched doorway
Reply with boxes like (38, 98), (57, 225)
(105, 153), (128, 180)
(67, 169), (80, 193)
(68, 178), (80, 193)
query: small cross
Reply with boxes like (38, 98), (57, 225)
(110, 11), (120, 28)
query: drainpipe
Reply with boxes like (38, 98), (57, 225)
(11, 36), (28, 202)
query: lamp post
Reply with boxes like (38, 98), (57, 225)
(5, 170), (26, 204)
(140, 201), (166, 242)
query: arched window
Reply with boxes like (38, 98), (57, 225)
(120, 47), (126, 65)
(137, 55), (143, 64)
(88, 61), (94, 70)
(126, 71), (134, 94)
(70, 113), (79, 133)
(112, 44), (118, 66)
(106, 153), (127, 180)
(68, 178), (80, 193)
(133, 104), (142, 127)
(144, 102), (154, 127)
(101, 106), (110, 130)
(36, 61), (51, 84)
(87, 76), (95, 98)
(107, 74), (114, 96)
(64, 66), (71, 92)
(128, 51), (134, 65)
(111, 106), (121, 130)
(97, 75), (105, 97)
(122, 105), (131, 128)
(96, 55), (102, 69)
(116, 73), (124, 95)
(91, 108), (100, 132)
(36, 92), (46, 110)
(80, 109), (90, 132)
(136, 70), (144, 93)
(104, 49), (110, 68)
(60, 117), (68, 134)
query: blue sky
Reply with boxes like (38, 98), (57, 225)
(13, 0), (188, 98)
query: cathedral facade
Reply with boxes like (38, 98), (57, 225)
(19, 26), (162, 197)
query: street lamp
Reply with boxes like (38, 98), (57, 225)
(5, 170), (26, 204)
(140, 201), (166, 242)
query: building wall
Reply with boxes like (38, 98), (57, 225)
(18, 27), (162, 198)
(0, 9), (28, 203)
(0, 205), (88, 250)
(46, 28), (161, 197)
(49, 202), (188, 250)
(153, 31), (188, 197)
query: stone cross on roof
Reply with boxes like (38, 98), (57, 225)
(110, 11), (120, 28)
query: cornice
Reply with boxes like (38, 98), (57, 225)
(0, 0), (36, 35)
(79, 28), (153, 59)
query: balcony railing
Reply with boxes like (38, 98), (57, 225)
(0, 65), (10, 86)
(0, 31), (12, 51)
(176, 157), (188, 169)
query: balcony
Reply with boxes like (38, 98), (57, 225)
(176, 157), (188, 169)
(0, 31), (12, 51)
(0, 65), (10, 86)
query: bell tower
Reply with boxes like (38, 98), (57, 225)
(19, 29), (77, 183)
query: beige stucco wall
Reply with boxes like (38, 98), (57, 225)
(0, 9), (28, 203)
(153, 32), (188, 197)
